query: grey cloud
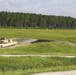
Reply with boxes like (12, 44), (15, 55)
(0, 0), (76, 18)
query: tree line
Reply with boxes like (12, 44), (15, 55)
(0, 11), (76, 29)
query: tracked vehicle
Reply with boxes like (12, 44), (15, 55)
(0, 38), (17, 48)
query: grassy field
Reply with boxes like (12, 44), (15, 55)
(0, 28), (76, 74)
(0, 42), (76, 55)
(0, 57), (76, 75)
(0, 28), (76, 55)
(0, 28), (76, 43)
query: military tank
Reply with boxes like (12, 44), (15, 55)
(0, 38), (17, 48)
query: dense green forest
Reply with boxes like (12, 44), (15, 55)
(0, 11), (76, 29)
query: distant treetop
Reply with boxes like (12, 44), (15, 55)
(0, 11), (76, 29)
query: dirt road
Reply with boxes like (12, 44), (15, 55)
(0, 55), (76, 58)
(31, 70), (76, 75)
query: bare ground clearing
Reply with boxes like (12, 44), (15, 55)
(31, 70), (76, 75)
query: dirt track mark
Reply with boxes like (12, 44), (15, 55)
(0, 55), (76, 58)
(31, 70), (76, 75)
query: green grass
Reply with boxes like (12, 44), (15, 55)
(0, 66), (76, 75)
(0, 28), (76, 74)
(0, 42), (76, 55)
(0, 57), (76, 75)
(0, 28), (76, 43)
(0, 28), (76, 55)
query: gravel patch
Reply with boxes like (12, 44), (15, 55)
(31, 70), (76, 75)
(13, 38), (37, 44)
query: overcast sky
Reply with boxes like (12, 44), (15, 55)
(0, 0), (76, 18)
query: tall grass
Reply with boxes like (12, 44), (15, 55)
(0, 57), (76, 75)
